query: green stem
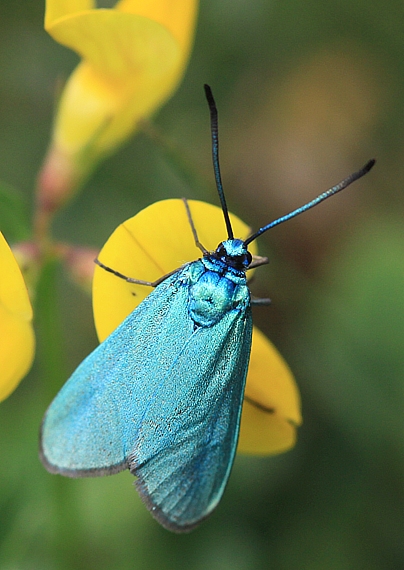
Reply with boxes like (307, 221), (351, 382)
(35, 259), (85, 567)
(34, 258), (67, 398)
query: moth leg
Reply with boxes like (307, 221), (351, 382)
(247, 255), (269, 269)
(182, 197), (208, 254)
(251, 296), (271, 306)
(248, 256), (270, 304)
(244, 395), (275, 414)
(94, 258), (181, 288)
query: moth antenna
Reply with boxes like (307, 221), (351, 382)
(244, 159), (376, 246)
(204, 84), (234, 239)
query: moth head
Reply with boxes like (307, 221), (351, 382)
(214, 239), (252, 270)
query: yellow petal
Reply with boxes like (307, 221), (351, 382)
(47, 12), (179, 80)
(45, 0), (94, 28)
(50, 15), (180, 157)
(238, 327), (302, 455)
(115, 0), (197, 54)
(93, 199), (257, 341)
(0, 305), (35, 402)
(46, 0), (197, 56)
(44, 0), (197, 166)
(0, 233), (33, 321)
(0, 233), (35, 401)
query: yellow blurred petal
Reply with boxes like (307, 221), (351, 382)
(238, 327), (302, 455)
(41, 1), (197, 201)
(93, 199), (257, 341)
(45, 0), (94, 28)
(0, 233), (35, 401)
(46, 0), (197, 56)
(53, 63), (138, 157)
(49, 13), (181, 156)
(47, 3), (196, 161)
(0, 304), (35, 402)
(0, 233), (33, 320)
(47, 12), (179, 80)
(116, 0), (197, 54)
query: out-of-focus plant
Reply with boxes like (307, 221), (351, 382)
(0, 233), (35, 401)
(37, 0), (198, 240)
(1, 0), (199, 399)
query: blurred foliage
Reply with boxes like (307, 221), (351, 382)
(0, 182), (29, 241)
(0, 0), (403, 569)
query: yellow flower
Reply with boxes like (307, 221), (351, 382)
(39, 0), (198, 211)
(93, 200), (302, 454)
(0, 233), (35, 402)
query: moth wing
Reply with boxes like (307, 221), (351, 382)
(129, 308), (253, 532)
(40, 272), (195, 476)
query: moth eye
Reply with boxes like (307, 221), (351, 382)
(217, 244), (226, 257)
(246, 251), (252, 265)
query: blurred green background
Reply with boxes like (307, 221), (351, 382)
(0, 1), (403, 569)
